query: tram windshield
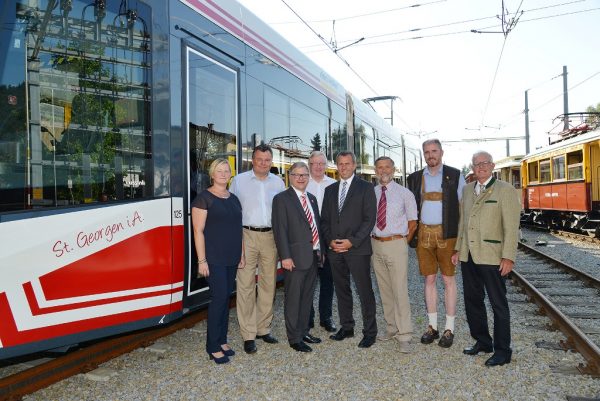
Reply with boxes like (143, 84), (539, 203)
(0, 0), (152, 213)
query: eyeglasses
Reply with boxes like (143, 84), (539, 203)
(472, 161), (493, 168)
(290, 173), (310, 179)
(309, 162), (326, 166)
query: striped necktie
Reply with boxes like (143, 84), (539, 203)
(338, 181), (347, 214)
(301, 194), (319, 246)
(376, 185), (387, 230)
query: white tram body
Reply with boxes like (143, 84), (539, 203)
(0, 0), (420, 359)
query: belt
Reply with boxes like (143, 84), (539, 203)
(371, 234), (406, 242)
(421, 224), (442, 228)
(243, 226), (272, 232)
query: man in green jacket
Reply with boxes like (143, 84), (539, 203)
(452, 150), (521, 367)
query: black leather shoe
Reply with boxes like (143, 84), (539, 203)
(330, 328), (354, 341)
(485, 353), (511, 367)
(438, 330), (454, 348)
(420, 325), (439, 344)
(463, 343), (493, 355)
(256, 333), (279, 344)
(221, 346), (235, 357)
(303, 334), (322, 344)
(209, 352), (230, 364)
(243, 340), (257, 354)
(290, 342), (312, 352)
(358, 335), (376, 348)
(320, 319), (337, 333)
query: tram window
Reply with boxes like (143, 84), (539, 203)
(354, 118), (375, 169)
(330, 102), (347, 161)
(187, 49), (237, 200)
(528, 161), (539, 184)
(567, 150), (583, 180)
(552, 155), (566, 181)
(290, 100), (328, 157)
(0, 0), (152, 212)
(539, 160), (551, 183)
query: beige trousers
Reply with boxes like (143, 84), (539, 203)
(237, 229), (279, 341)
(371, 238), (413, 342)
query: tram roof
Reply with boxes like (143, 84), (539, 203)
(524, 129), (600, 160)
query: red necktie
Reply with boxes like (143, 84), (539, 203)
(376, 186), (387, 230)
(302, 194), (319, 246)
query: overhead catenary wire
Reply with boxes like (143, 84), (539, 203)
(298, 1), (595, 51)
(279, 0), (380, 96)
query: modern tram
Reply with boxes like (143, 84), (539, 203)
(0, 0), (422, 359)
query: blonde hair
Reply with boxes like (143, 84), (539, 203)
(208, 158), (231, 182)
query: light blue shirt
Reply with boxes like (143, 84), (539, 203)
(229, 169), (285, 227)
(420, 166), (466, 225)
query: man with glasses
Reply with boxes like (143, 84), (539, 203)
(306, 151), (337, 333)
(452, 151), (520, 367)
(272, 162), (323, 352)
(230, 144), (285, 354)
(407, 139), (465, 348)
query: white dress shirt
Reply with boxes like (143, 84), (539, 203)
(229, 169), (285, 227)
(307, 175), (336, 211)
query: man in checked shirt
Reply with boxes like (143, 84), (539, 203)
(370, 156), (418, 353)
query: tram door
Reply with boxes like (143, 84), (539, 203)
(184, 47), (238, 307)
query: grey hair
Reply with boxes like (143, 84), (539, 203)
(374, 156), (395, 167)
(422, 138), (442, 151)
(309, 150), (327, 161)
(472, 151), (493, 164)
(289, 161), (309, 174)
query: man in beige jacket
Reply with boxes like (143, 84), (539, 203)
(452, 151), (521, 367)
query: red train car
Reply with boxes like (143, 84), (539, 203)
(521, 127), (600, 236)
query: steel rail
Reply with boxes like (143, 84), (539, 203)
(519, 242), (600, 289)
(513, 242), (600, 376)
(0, 305), (212, 401)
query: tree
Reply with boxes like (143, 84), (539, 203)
(310, 132), (321, 151)
(585, 103), (600, 127)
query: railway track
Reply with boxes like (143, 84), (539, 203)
(513, 241), (600, 376)
(0, 304), (216, 401)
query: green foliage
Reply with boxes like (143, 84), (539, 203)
(585, 103), (600, 127)
(310, 132), (321, 150)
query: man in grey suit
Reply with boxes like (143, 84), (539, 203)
(452, 151), (521, 367)
(272, 162), (323, 352)
(321, 151), (378, 348)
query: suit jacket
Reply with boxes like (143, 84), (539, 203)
(321, 176), (377, 256)
(455, 178), (521, 265)
(272, 188), (324, 270)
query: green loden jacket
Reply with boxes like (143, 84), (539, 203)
(455, 178), (521, 265)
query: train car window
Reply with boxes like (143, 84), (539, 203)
(540, 159), (551, 183)
(552, 155), (566, 181)
(0, 0), (152, 213)
(567, 150), (584, 180)
(290, 100), (328, 158)
(330, 102), (347, 161)
(187, 49), (237, 201)
(528, 161), (539, 184)
(354, 118), (375, 172)
(264, 86), (290, 177)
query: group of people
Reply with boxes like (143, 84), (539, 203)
(191, 139), (521, 368)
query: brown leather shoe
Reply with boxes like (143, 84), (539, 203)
(438, 329), (454, 348)
(420, 325), (439, 344)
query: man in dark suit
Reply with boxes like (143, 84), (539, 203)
(321, 151), (378, 348)
(272, 162), (323, 352)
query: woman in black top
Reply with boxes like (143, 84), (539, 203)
(192, 158), (244, 364)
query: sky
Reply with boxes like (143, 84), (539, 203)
(236, 0), (600, 169)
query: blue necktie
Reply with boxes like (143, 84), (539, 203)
(339, 181), (347, 213)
